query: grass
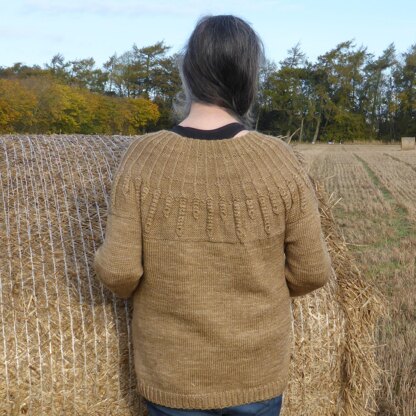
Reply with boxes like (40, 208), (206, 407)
(354, 153), (395, 202)
(353, 153), (415, 244)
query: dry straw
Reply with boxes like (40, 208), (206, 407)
(0, 134), (384, 415)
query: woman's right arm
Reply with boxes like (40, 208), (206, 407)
(283, 174), (332, 297)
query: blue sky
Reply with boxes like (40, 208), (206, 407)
(1, 0), (415, 70)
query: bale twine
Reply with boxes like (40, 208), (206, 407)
(401, 137), (415, 150)
(0, 134), (384, 416)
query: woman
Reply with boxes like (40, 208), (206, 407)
(94, 14), (332, 416)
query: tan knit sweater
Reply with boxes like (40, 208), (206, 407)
(93, 129), (332, 410)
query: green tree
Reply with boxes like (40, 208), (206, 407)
(67, 57), (107, 93)
(44, 53), (71, 84)
(258, 44), (309, 138)
(360, 43), (396, 139)
(314, 40), (369, 142)
(132, 41), (172, 99)
(393, 44), (416, 137)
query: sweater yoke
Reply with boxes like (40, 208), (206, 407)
(114, 130), (317, 244)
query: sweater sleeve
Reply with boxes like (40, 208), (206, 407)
(93, 161), (143, 300)
(283, 173), (332, 298)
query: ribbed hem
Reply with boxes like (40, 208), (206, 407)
(137, 378), (288, 410)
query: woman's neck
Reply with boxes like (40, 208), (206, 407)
(178, 102), (242, 130)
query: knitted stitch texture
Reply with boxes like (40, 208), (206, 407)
(93, 129), (332, 410)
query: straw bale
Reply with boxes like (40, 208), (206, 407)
(401, 137), (415, 150)
(0, 134), (384, 416)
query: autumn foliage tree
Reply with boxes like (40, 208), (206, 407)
(0, 79), (37, 133)
(0, 73), (160, 134)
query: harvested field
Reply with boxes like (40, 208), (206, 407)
(295, 143), (416, 416)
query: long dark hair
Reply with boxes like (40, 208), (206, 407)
(172, 14), (266, 128)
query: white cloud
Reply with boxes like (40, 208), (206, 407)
(0, 25), (64, 42)
(21, 0), (299, 16)
(23, 0), (204, 16)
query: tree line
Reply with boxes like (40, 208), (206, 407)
(0, 40), (414, 141)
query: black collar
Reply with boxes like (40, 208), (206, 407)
(170, 122), (247, 140)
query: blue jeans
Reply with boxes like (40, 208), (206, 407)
(144, 395), (283, 416)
